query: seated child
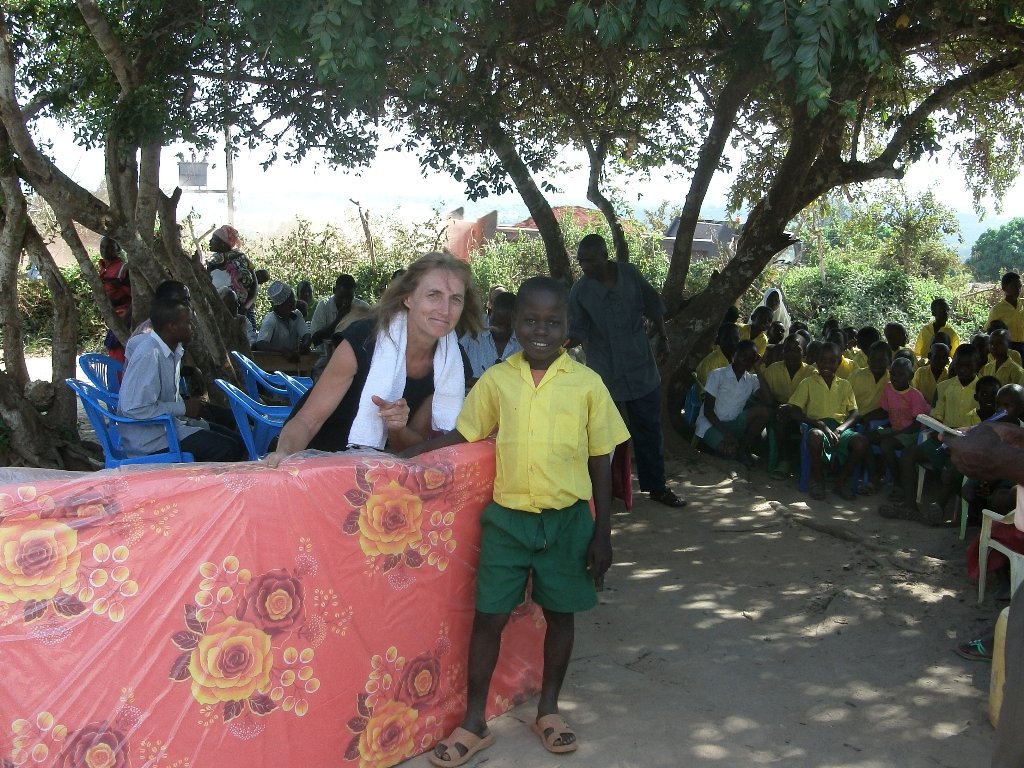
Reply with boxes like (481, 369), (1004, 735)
(805, 339), (823, 369)
(849, 341), (891, 420)
(882, 345), (979, 524)
(764, 334), (812, 475)
(912, 342), (950, 405)
(781, 342), (869, 501)
(695, 339), (772, 465)
(825, 329), (857, 379)
(884, 322), (914, 358)
(986, 320), (1024, 365)
(864, 357), (930, 495)
(961, 383), (1024, 524)
(761, 321), (787, 367)
(914, 297), (960, 358)
(403, 276), (630, 766)
(852, 326), (881, 369)
(980, 328), (1024, 386)
(696, 323), (739, 389)
(740, 305), (772, 358)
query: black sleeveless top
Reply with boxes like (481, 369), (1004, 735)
(286, 318), (465, 452)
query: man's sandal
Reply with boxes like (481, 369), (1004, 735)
(532, 714), (578, 754)
(428, 727), (495, 767)
(955, 639), (993, 662)
(649, 488), (687, 507)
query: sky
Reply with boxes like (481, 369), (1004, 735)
(39, 119), (1024, 258)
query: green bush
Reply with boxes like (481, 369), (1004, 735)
(8, 267), (106, 354)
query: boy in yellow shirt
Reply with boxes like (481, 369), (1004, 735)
(980, 329), (1024, 386)
(739, 305), (772, 358)
(405, 276), (630, 765)
(695, 324), (738, 389)
(914, 298), (960, 358)
(989, 272), (1024, 353)
(764, 334), (812, 476)
(781, 343), (869, 501)
(912, 342), (950, 405)
(848, 341), (891, 418)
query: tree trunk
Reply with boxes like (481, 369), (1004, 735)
(480, 121), (572, 282)
(585, 140), (629, 263)
(0, 136), (29, 390)
(663, 65), (762, 316)
(0, 372), (64, 468)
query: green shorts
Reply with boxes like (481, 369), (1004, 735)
(915, 436), (950, 472)
(702, 411), (748, 450)
(475, 499), (597, 615)
(817, 419), (857, 464)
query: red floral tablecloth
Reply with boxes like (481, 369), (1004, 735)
(0, 442), (543, 768)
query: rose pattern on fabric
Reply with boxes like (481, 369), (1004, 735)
(169, 554), (320, 733)
(55, 722), (130, 768)
(188, 617), (274, 705)
(342, 460), (459, 578)
(0, 517), (80, 604)
(344, 644), (447, 767)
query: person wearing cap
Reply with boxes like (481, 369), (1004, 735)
(206, 225), (259, 322)
(253, 281), (311, 362)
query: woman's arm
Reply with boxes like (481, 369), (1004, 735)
(264, 340), (357, 466)
(384, 394), (433, 453)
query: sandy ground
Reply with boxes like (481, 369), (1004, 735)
(401, 454), (999, 768)
(22, 357), (999, 767)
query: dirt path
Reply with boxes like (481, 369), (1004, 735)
(405, 452), (997, 768)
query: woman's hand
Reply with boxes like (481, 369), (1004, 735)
(372, 395), (410, 432)
(263, 451), (288, 468)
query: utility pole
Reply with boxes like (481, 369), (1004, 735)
(224, 123), (235, 226)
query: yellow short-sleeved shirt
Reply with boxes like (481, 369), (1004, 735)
(848, 367), (890, 416)
(932, 376), (979, 430)
(1012, 349), (1023, 366)
(914, 322), (960, 358)
(788, 371), (858, 423)
(912, 365), (949, 405)
(851, 349), (868, 369)
(836, 355), (857, 380)
(764, 360), (812, 404)
(980, 357), (1024, 386)
(696, 347), (729, 389)
(738, 324), (768, 357)
(456, 350), (630, 513)
(989, 299), (1024, 342)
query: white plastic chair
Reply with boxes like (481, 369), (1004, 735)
(977, 509), (1024, 604)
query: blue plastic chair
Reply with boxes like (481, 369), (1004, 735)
(66, 379), (194, 468)
(215, 379), (291, 460)
(230, 350), (295, 404)
(275, 371), (312, 406)
(78, 353), (124, 396)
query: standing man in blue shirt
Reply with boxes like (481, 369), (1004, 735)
(567, 234), (686, 507)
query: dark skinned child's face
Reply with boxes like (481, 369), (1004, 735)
(733, 346), (758, 373)
(890, 364), (912, 391)
(868, 350), (890, 378)
(514, 290), (567, 370)
(489, 306), (513, 339)
(976, 381), (999, 414)
(783, 338), (803, 367)
(996, 387), (1024, 420)
(933, 302), (949, 325)
(885, 327), (908, 350)
(955, 353), (976, 385)
(992, 333), (1009, 361)
(817, 348), (839, 380)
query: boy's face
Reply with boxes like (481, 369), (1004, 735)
(932, 301), (949, 325)
(1007, 278), (1022, 301)
(996, 387), (1024, 420)
(930, 345), (950, 371)
(885, 326), (908, 349)
(890, 364), (912, 391)
(734, 345), (758, 372)
(489, 305), (513, 338)
(514, 290), (567, 369)
(751, 308), (771, 334)
(719, 327), (740, 360)
(818, 348), (839, 379)
(868, 350), (890, 378)
(955, 352), (977, 384)
(767, 322), (785, 345)
(783, 337), (803, 367)
(992, 332), (1009, 360)
(977, 381), (999, 412)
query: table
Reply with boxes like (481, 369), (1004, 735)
(0, 442), (543, 768)
(249, 350), (318, 376)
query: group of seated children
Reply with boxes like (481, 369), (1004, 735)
(692, 278), (1024, 523)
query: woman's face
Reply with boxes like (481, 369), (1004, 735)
(766, 290), (780, 311)
(404, 268), (466, 340)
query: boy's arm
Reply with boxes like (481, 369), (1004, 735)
(839, 409), (859, 433)
(587, 453), (613, 582)
(397, 429), (468, 459)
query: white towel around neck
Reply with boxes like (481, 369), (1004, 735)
(347, 314), (465, 450)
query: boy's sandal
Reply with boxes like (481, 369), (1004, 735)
(428, 728), (496, 767)
(649, 488), (687, 507)
(955, 639), (993, 662)
(532, 714), (578, 754)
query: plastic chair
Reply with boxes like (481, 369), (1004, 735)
(214, 379), (291, 460)
(230, 350), (293, 404)
(66, 378), (194, 468)
(275, 371), (312, 406)
(797, 423), (861, 495)
(977, 509), (1024, 604)
(78, 353), (124, 396)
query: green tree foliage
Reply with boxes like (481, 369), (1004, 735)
(967, 217), (1024, 282)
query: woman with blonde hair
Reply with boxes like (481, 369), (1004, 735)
(265, 253), (481, 464)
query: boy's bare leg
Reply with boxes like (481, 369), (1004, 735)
(451, 611), (509, 738)
(537, 609), (576, 747)
(807, 429), (827, 496)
